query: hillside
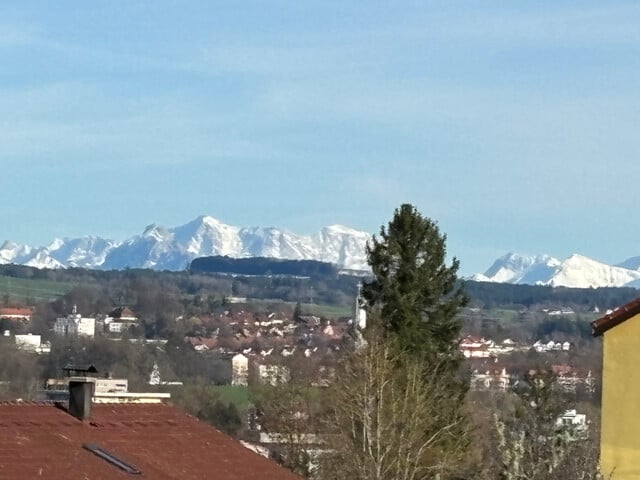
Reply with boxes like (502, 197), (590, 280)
(189, 256), (338, 278)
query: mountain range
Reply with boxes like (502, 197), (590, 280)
(472, 252), (640, 289)
(3, 217), (640, 289)
(0, 216), (371, 272)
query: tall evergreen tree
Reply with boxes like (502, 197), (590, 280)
(362, 203), (467, 361)
(357, 204), (472, 478)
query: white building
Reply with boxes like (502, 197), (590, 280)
(556, 409), (588, 439)
(94, 377), (129, 394)
(53, 305), (96, 337)
(15, 333), (41, 351)
(232, 353), (249, 386)
(14, 333), (50, 353)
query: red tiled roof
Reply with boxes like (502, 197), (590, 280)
(187, 336), (218, 349)
(0, 307), (32, 317)
(0, 402), (301, 480)
(591, 297), (640, 336)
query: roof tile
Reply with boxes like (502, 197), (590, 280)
(591, 297), (640, 336)
(0, 403), (301, 480)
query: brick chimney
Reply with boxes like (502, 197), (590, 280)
(68, 378), (94, 421)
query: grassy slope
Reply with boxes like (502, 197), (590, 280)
(210, 385), (251, 408)
(0, 275), (75, 301)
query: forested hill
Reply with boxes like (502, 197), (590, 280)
(189, 256), (339, 278)
(464, 280), (639, 310)
(0, 262), (636, 311)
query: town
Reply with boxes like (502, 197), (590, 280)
(0, 258), (614, 477)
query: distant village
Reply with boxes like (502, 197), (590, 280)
(0, 298), (599, 399)
(0, 285), (610, 479)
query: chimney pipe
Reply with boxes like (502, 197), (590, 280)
(69, 379), (94, 421)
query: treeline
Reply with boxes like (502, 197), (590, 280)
(464, 280), (639, 310)
(0, 264), (638, 314)
(190, 256), (339, 278)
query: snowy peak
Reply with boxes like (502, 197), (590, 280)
(0, 216), (370, 271)
(23, 251), (64, 269)
(475, 252), (640, 288)
(475, 253), (561, 284)
(315, 225), (371, 270)
(46, 236), (120, 268)
(548, 254), (640, 288)
(142, 224), (171, 241)
(174, 215), (241, 256)
(0, 241), (34, 264)
(238, 227), (315, 260)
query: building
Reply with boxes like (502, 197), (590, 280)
(591, 297), (640, 479)
(0, 307), (32, 322)
(0, 380), (301, 479)
(556, 409), (588, 439)
(460, 336), (492, 358)
(41, 366), (158, 403)
(53, 305), (96, 337)
(470, 366), (511, 391)
(14, 333), (50, 354)
(104, 306), (138, 333)
(232, 353), (249, 386)
(551, 365), (594, 394)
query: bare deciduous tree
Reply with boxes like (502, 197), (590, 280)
(252, 358), (325, 478)
(492, 370), (604, 480)
(319, 332), (468, 480)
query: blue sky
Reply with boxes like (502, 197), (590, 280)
(2, 1), (640, 274)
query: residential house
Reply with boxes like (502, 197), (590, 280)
(104, 306), (138, 333)
(532, 340), (571, 352)
(591, 297), (640, 479)
(556, 409), (588, 439)
(460, 336), (492, 358)
(551, 364), (594, 394)
(0, 307), (32, 322)
(469, 358), (511, 391)
(0, 379), (301, 479)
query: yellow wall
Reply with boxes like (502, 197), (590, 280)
(601, 313), (640, 478)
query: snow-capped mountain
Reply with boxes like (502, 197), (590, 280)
(472, 253), (561, 284)
(8, 217), (640, 287)
(47, 236), (119, 268)
(0, 241), (35, 265)
(474, 252), (640, 288)
(0, 216), (371, 271)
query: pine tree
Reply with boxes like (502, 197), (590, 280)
(357, 204), (471, 478)
(362, 203), (467, 361)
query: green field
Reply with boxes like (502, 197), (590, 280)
(0, 275), (75, 302)
(210, 385), (251, 408)
(302, 303), (352, 318)
(233, 298), (352, 319)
